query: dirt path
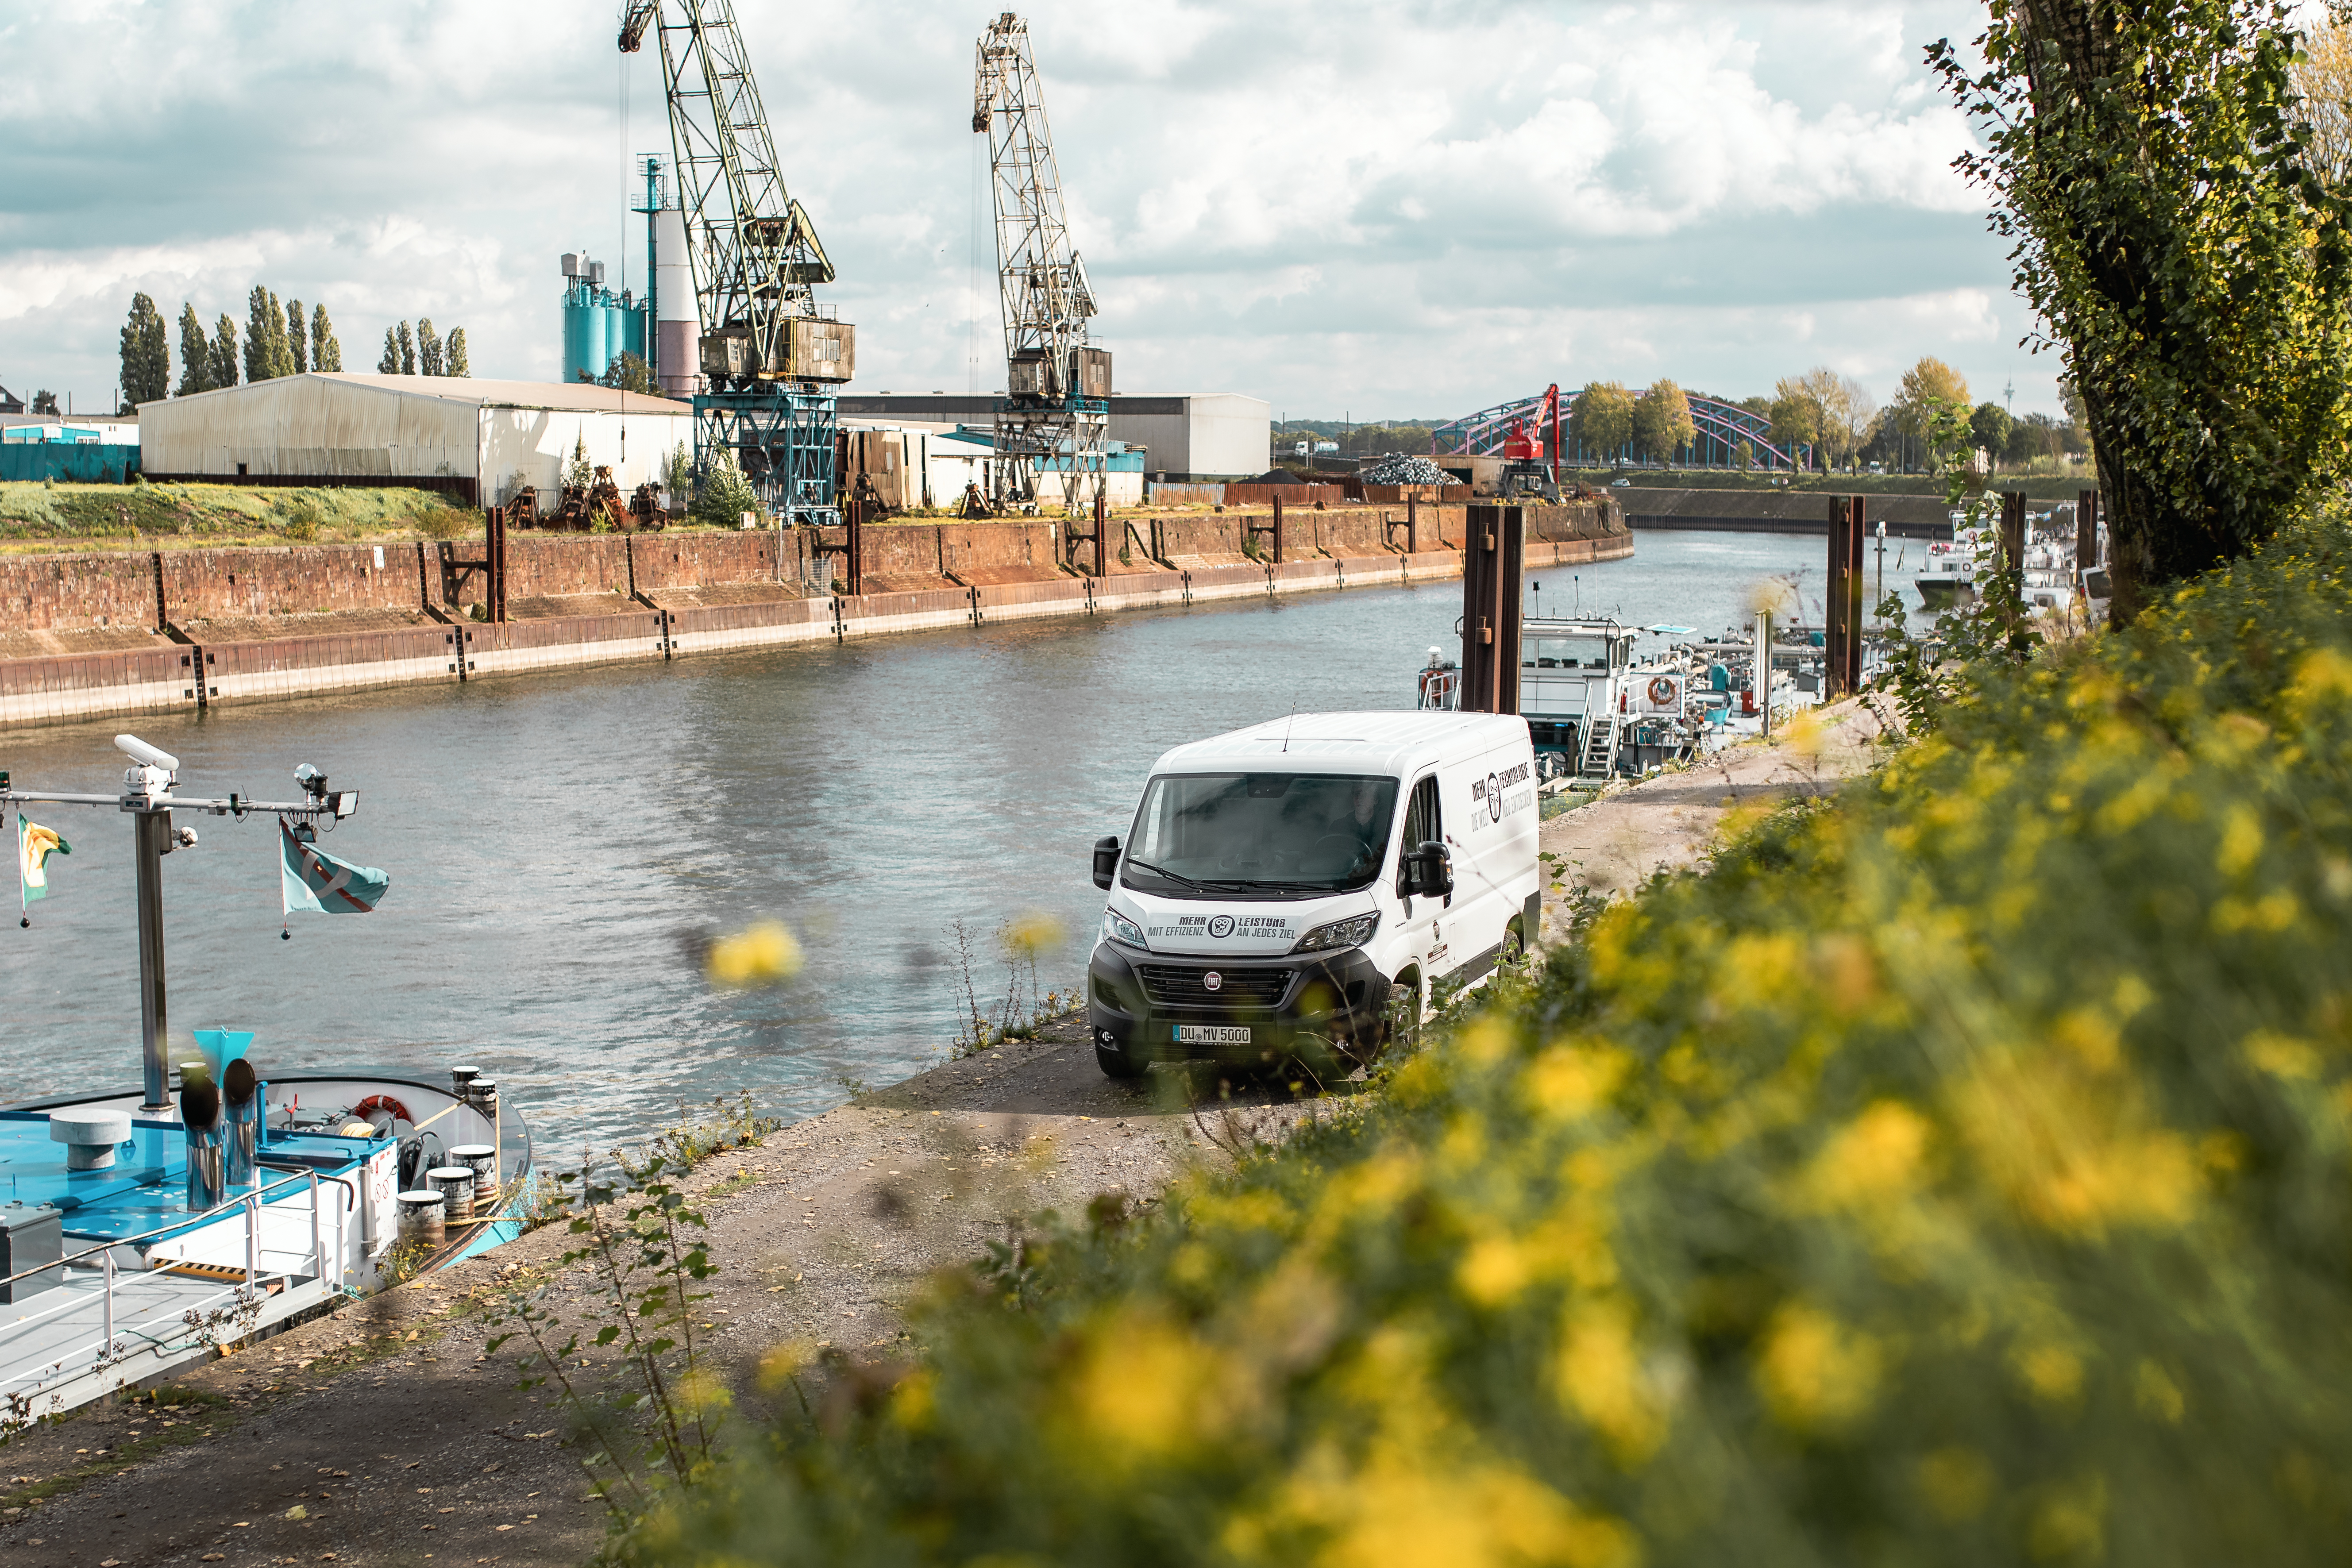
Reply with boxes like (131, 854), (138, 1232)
(0, 1018), (1328, 1568)
(1536, 697), (1889, 942)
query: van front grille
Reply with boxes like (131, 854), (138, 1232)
(1135, 965), (1291, 1009)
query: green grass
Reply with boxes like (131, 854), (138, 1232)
(0, 480), (477, 549)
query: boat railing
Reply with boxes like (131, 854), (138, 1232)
(0, 1166), (355, 1389)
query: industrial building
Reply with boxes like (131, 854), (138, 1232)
(833, 393), (1269, 482)
(138, 373), (691, 507)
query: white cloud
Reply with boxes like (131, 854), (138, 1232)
(0, 0), (2056, 417)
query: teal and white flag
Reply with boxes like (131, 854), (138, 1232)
(280, 817), (388, 918)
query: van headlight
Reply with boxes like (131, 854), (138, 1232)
(1292, 913), (1378, 953)
(1103, 908), (1149, 951)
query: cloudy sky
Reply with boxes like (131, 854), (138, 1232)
(0, 1), (2042, 423)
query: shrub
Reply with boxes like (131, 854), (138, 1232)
(276, 495), (324, 542)
(649, 509), (2352, 1565)
(690, 454), (760, 529)
(415, 499), (476, 542)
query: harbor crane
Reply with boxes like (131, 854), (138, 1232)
(974, 12), (1110, 519)
(621, 0), (852, 523)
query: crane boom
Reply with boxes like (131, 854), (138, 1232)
(974, 12), (1109, 521)
(621, 0), (849, 390)
(620, 0), (849, 525)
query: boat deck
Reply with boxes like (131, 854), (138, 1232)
(0, 1076), (527, 1424)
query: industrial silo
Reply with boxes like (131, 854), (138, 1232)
(652, 205), (699, 394)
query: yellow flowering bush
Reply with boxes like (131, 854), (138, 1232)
(650, 512), (2352, 1565)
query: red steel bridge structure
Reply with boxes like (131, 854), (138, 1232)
(1432, 387), (1812, 472)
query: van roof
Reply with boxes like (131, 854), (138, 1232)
(1146, 711), (1527, 779)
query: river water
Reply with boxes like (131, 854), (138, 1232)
(0, 529), (1829, 1151)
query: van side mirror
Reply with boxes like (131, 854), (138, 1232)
(1092, 836), (1121, 891)
(1407, 840), (1452, 898)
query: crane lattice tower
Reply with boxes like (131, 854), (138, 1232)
(623, 0), (852, 523)
(975, 11), (1110, 519)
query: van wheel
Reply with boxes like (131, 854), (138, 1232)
(1095, 1044), (1149, 1080)
(1502, 919), (1527, 967)
(1378, 975), (1423, 1058)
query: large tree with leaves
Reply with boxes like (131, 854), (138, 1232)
(1934, 1), (2352, 624)
(285, 298), (307, 374)
(119, 293), (170, 407)
(396, 321), (416, 376)
(416, 318), (444, 378)
(1572, 380), (1635, 465)
(1632, 379), (1696, 464)
(176, 304), (212, 396)
(443, 326), (467, 378)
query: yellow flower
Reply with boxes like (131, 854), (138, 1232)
(705, 920), (802, 987)
(1754, 1302), (1884, 1433)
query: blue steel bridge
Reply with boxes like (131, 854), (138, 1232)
(1431, 387), (1812, 472)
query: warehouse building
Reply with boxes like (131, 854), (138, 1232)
(139, 373), (693, 506)
(833, 393), (1269, 482)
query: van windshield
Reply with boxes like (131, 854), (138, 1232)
(1123, 773), (1399, 898)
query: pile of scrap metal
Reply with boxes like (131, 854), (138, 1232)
(538, 466), (644, 531)
(628, 482), (670, 530)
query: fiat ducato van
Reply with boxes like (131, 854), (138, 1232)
(1085, 711), (1541, 1079)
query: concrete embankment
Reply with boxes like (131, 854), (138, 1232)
(0, 501), (1629, 728)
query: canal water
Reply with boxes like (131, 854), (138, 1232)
(0, 529), (1829, 1150)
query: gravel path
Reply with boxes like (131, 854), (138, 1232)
(1536, 697), (1889, 941)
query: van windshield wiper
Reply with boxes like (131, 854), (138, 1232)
(1123, 858), (1245, 894)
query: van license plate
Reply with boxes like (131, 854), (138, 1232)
(1175, 1025), (1251, 1045)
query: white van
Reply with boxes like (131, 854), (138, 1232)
(1085, 711), (1541, 1079)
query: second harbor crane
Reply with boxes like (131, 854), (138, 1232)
(621, 0), (852, 524)
(974, 12), (1111, 517)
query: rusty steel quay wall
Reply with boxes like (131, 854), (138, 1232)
(0, 525), (1630, 729)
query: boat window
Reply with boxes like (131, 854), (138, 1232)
(1526, 636), (1608, 670)
(1124, 773), (1400, 898)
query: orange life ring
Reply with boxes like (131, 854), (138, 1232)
(354, 1094), (414, 1127)
(1647, 675), (1676, 706)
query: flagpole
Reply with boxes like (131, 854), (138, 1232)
(5, 737), (364, 1114)
(14, 803), (25, 929)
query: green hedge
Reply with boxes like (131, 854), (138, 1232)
(652, 512), (2352, 1565)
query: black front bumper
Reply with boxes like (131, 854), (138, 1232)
(1087, 940), (1388, 1067)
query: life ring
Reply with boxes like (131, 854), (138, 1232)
(354, 1094), (414, 1128)
(1646, 675), (1677, 706)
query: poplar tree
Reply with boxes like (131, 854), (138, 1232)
(445, 327), (468, 378)
(209, 314), (240, 389)
(118, 293), (170, 406)
(396, 321), (416, 375)
(286, 298), (307, 374)
(378, 327), (400, 375)
(176, 304), (211, 396)
(416, 318), (443, 378)
(244, 287), (273, 383)
(312, 305), (341, 372)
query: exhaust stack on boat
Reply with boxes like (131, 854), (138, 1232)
(179, 1062), (223, 1211)
(222, 1058), (259, 1190)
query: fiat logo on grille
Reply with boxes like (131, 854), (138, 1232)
(1203, 971), (1223, 991)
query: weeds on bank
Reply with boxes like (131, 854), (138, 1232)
(945, 914), (1080, 1056)
(485, 1155), (726, 1557)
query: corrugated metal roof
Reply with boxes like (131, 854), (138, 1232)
(137, 374), (691, 416)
